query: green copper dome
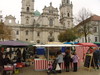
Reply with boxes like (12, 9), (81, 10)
(34, 10), (41, 16)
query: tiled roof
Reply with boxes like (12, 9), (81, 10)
(90, 15), (100, 21)
(76, 15), (100, 27)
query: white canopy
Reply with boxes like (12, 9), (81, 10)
(34, 44), (79, 47)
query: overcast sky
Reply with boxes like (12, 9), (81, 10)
(0, 0), (100, 22)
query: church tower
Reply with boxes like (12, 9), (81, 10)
(21, 0), (34, 25)
(60, 0), (73, 28)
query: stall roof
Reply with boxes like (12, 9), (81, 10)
(34, 44), (79, 47)
(0, 40), (31, 47)
(93, 42), (100, 44)
(76, 43), (98, 47)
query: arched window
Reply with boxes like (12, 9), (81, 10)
(26, 39), (28, 41)
(9, 20), (12, 23)
(67, 0), (69, 3)
(16, 31), (19, 35)
(37, 40), (40, 44)
(49, 32), (53, 36)
(68, 13), (70, 17)
(37, 32), (40, 37)
(49, 19), (53, 26)
(26, 16), (29, 24)
(26, 18), (29, 24)
(27, 7), (29, 12)
(16, 38), (19, 40)
(26, 30), (29, 35)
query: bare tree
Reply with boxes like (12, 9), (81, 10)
(75, 8), (93, 42)
(0, 22), (12, 41)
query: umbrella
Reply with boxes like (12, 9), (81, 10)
(93, 42), (100, 46)
(64, 42), (79, 44)
(76, 43), (98, 47)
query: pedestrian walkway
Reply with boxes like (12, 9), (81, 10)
(14, 66), (100, 75)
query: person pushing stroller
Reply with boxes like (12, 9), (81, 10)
(47, 59), (58, 75)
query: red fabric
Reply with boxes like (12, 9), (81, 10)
(75, 46), (89, 62)
(16, 63), (25, 68)
(77, 43), (98, 47)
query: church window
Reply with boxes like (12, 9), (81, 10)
(49, 10), (53, 13)
(26, 30), (29, 35)
(37, 32), (40, 37)
(68, 13), (70, 17)
(49, 32), (53, 36)
(68, 21), (70, 27)
(37, 40), (40, 44)
(16, 38), (19, 40)
(67, 0), (69, 3)
(27, 7), (29, 12)
(26, 18), (29, 24)
(49, 19), (53, 26)
(9, 20), (12, 23)
(16, 31), (19, 35)
(26, 39), (28, 41)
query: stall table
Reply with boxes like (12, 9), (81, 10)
(34, 59), (65, 71)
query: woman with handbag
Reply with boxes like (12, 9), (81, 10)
(56, 51), (63, 73)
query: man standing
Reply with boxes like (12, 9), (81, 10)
(63, 49), (71, 72)
(93, 47), (100, 69)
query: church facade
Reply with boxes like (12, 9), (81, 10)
(4, 0), (73, 44)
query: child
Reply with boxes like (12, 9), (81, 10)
(72, 52), (79, 72)
(47, 64), (52, 73)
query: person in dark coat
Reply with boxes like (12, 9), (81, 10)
(16, 49), (21, 63)
(93, 47), (100, 69)
(23, 49), (26, 62)
(3, 54), (11, 65)
(63, 49), (71, 72)
(0, 50), (4, 75)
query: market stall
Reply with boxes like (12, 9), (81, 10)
(33, 44), (79, 71)
(75, 43), (98, 65)
(0, 40), (34, 74)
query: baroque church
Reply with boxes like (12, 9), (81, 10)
(3, 0), (73, 44)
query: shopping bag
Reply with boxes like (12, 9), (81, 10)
(55, 64), (61, 70)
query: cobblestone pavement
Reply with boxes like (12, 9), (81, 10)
(14, 66), (100, 75)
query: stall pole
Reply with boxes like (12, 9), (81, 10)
(47, 47), (49, 60)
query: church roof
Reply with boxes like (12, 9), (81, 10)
(43, 2), (58, 12)
(5, 15), (16, 19)
(34, 10), (41, 16)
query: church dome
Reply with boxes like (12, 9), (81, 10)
(34, 10), (41, 16)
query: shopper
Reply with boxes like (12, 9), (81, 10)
(72, 52), (79, 72)
(93, 47), (100, 69)
(63, 49), (71, 72)
(56, 51), (63, 73)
